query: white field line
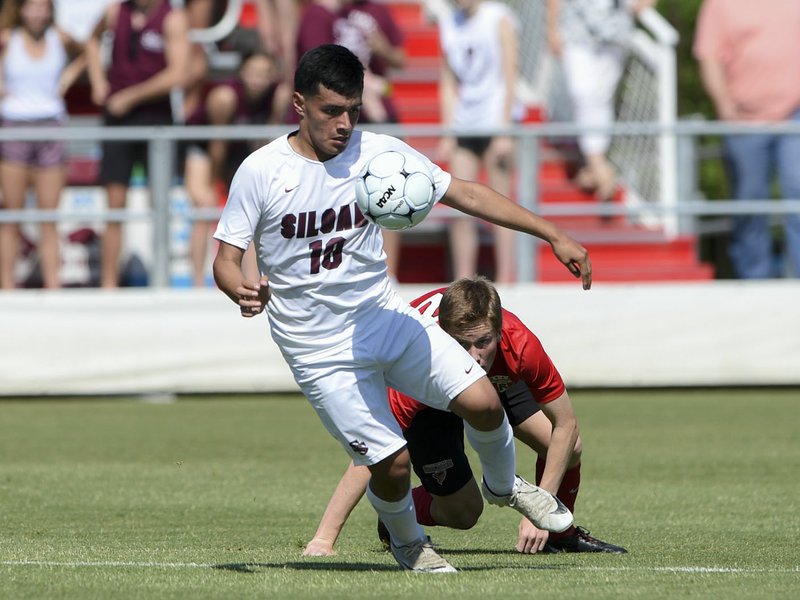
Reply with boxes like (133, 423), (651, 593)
(1, 560), (798, 574)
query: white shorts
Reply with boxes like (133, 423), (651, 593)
(288, 294), (484, 466)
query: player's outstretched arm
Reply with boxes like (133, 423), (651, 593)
(213, 241), (270, 317)
(441, 178), (592, 289)
(303, 462), (371, 557)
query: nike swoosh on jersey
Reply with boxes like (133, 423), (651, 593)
(465, 364), (474, 374)
(284, 184), (299, 193)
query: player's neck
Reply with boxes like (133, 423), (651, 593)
(288, 131), (334, 163)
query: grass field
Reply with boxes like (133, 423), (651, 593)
(1, 389), (798, 599)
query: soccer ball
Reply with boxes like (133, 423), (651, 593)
(355, 150), (436, 230)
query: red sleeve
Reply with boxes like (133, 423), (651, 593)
(388, 388), (426, 431)
(498, 310), (565, 404)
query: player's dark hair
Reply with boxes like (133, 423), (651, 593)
(294, 44), (364, 99)
(439, 276), (503, 337)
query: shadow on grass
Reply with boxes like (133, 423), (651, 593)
(214, 561), (567, 573)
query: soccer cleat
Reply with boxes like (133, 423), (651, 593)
(543, 526), (628, 554)
(390, 536), (457, 573)
(482, 475), (573, 533)
(377, 519), (391, 551)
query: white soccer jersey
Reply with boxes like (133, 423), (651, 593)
(439, 1), (523, 130)
(214, 130), (452, 362)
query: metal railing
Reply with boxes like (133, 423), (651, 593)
(2, 120), (800, 285)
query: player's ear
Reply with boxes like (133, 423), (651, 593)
(292, 92), (306, 118)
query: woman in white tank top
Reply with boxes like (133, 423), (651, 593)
(437, 0), (523, 284)
(0, 0), (83, 289)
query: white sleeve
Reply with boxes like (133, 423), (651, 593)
(213, 157), (264, 250)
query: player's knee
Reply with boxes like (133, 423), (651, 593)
(450, 380), (505, 430)
(446, 496), (483, 530)
(369, 449), (412, 498)
(467, 405), (504, 431)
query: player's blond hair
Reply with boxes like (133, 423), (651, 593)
(438, 275), (503, 337)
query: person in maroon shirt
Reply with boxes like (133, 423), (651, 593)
(304, 276), (626, 556)
(85, 0), (190, 288)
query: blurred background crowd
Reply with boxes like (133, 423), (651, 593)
(0, 0), (798, 289)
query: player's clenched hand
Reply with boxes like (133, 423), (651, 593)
(550, 233), (592, 290)
(303, 538), (336, 557)
(516, 518), (549, 554)
(237, 277), (270, 317)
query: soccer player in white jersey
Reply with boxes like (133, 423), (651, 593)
(213, 44), (591, 573)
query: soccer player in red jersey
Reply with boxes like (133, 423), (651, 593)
(304, 275), (625, 555)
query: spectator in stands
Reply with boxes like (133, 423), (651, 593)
(294, 1), (339, 71)
(337, 0), (405, 124)
(85, 0), (190, 288)
(183, 1), (297, 116)
(183, 0), (213, 119)
(546, 0), (655, 210)
(252, 0), (300, 76)
(694, 0), (800, 279)
(0, 0), (84, 289)
(437, 0), (522, 283)
(183, 49), (290, 286)
(296, 0), (405, 129)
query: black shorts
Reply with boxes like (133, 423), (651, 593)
(100, 110), (175, 185)
(404, 408), (473, 497)
(499, 380), (542, 427)
(456, 135), (492, 157)
(403, 381), (540, 496)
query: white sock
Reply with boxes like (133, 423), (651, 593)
(366, 485), (425, 547)
(464, 413), (516, 496)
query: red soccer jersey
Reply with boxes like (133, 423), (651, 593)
(389, 288), (566, 430)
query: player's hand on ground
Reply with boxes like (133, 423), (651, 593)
(516, 518), (549, 554)
(237, 277), (270, 317)
(550, 233), (592, 290)
(303, 538), (336, 557)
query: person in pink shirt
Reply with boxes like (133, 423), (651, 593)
(694, 0), (800, 279)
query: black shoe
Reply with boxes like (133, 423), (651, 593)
(543, 526), (627, 554)
(377, 519), (391, 551)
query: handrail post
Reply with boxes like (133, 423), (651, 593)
(148, 136), (173, 288)
(516, 131), (540, 283)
